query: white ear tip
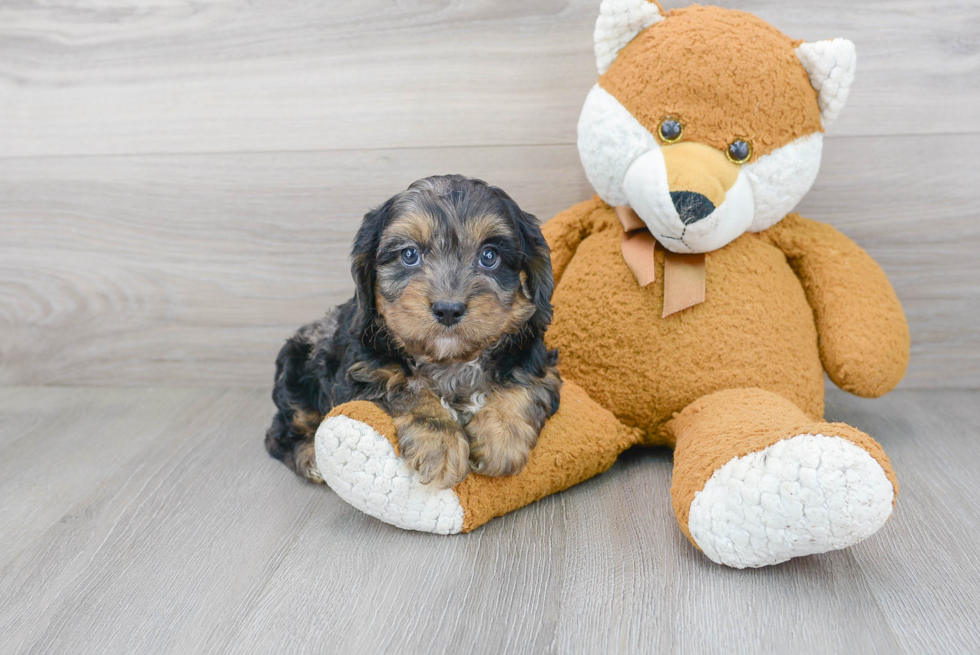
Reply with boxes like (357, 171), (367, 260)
(594, 0), (665, 74)
(796, 38), (857, 126)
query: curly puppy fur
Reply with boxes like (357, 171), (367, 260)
(265, 175), (562, 488)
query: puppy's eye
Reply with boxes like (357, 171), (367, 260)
(659, 118), (683, 144)
(401, 247), (421, 267)
(478, 246), (499, 269)
(727, 139), (752, 164)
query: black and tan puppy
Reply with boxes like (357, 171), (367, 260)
(265, 175), (561, 488)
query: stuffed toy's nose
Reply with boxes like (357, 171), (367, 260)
(669, 191), (716, 225)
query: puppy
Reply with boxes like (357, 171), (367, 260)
(265, 175), (562, 488)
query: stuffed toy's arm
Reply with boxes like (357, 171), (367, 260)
(762, 213), (910, 398)
(541, 197), (603, 285)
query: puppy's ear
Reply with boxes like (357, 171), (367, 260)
(494, 189), (554, 332)
(350, 198), (394, 335)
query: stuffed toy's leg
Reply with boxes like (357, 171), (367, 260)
(314, 381), (639, 534)
(668, 388), (898, 569)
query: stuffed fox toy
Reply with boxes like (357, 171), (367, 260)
(312, 1), (910, 568)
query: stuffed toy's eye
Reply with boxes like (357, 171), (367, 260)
(727, 139), (752, 164)
(478, 246), (499, 269)
(401, 246), (421, 267)
(659, 118), (683, 143)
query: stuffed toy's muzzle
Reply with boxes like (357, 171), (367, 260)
(624, 141), (755, 254)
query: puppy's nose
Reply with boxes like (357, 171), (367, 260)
(431, 300), (466, 326)
(670, 191), (716, 225)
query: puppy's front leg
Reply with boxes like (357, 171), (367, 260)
(393, 389), (469, 489)
(466, 383), (553, 477)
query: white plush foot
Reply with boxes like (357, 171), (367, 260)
(687, 434), (895, 569)
(314, 415), (465, 534)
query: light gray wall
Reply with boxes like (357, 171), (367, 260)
(1, 0), (977, 388)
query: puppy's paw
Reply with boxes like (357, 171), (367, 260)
(293, 440), (325, 484)
(466, 406), (538, 477)
(395, 417), (470, 489)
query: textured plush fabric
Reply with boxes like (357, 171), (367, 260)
(600, 5), (823, 158)
(544, 198), (827, 440)
(687, 432), (896, 567)
(537, 196), (907, 561)
(744, 133), (823, 232)
(796, 39), (857, 126)
(578, 6), (854, 255)
(577, 86), (826, 250)
(594, 0), (665, 75)
(667, 387), (899, 553)
(761, 214), (910, 397)
(327, 400), (400, 454)
(578, 84), (662, 209)
(316, 410), (466, 534)
(318, 383), (639, 534)
(454, 381), (639, 532)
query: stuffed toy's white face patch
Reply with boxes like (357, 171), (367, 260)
(578, 85), (825, 254)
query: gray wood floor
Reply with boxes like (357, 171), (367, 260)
(1, 387), (977, 654)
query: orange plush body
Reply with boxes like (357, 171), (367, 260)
(314, 2), (910, 568)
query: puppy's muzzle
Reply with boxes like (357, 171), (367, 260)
(431, 300), (466, 326)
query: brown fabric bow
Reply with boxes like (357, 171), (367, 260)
(615, 206), (706, 318)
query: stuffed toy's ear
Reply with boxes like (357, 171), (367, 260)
(594, 0), (665, 75)
(796, 38), (857, 127)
